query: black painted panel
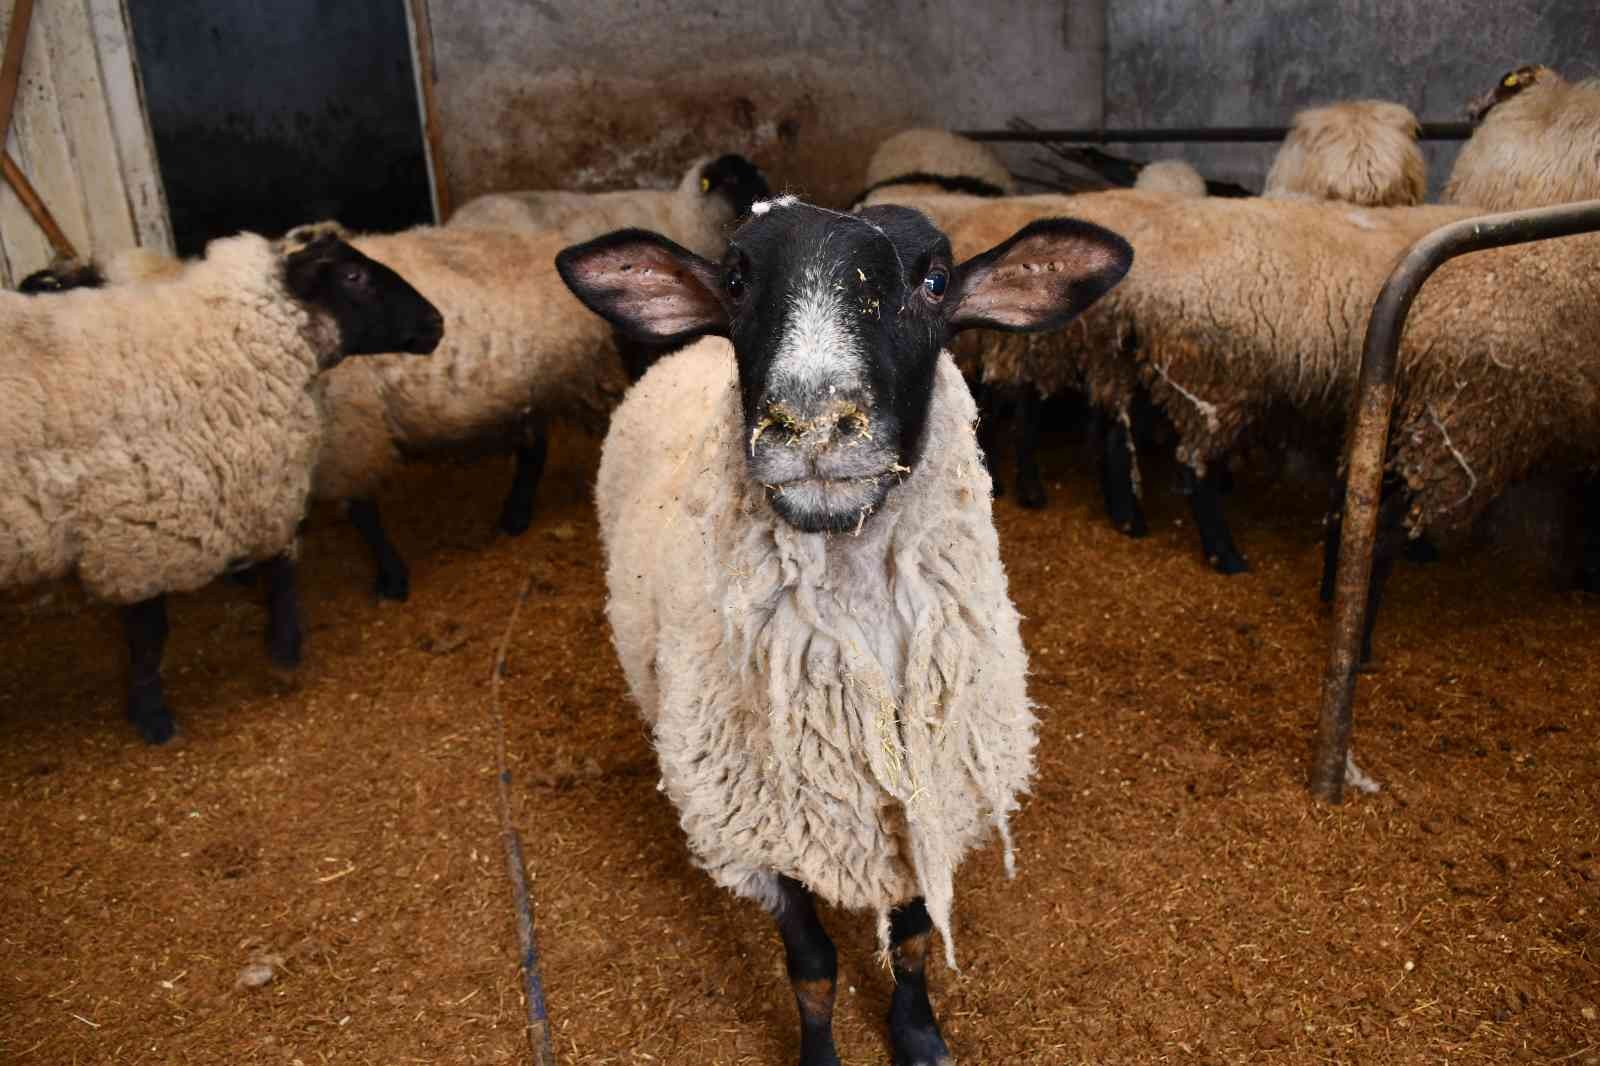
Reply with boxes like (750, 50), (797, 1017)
(128, 1), (432, 255)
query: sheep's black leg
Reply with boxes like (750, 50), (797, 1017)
(347, 497), (409, 602)
(1180, 462), (1248, 574)
(1403, 535), (1441, 565)
(1012, 387), (1048, 509)
(886, 898), (951, 1066)
(974, 383), (1004, 497)
(1320, 479), (1345, 604)
(497, 430), (548, 537)
(770, 876), (841, 1066)
(123, 596), (175, 744)
(1098, 408), (1147, 538)
(1359, 488), (1413, 669)
(261, 553), (303, 670)
(1576, 474), (1600, 593)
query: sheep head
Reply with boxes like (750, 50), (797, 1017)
(557, 198), (1131, 534)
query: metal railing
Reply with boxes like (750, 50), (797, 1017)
(956, 124), (1474, 144)
(1310, 198), (1600, 803)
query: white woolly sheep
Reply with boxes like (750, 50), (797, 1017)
(958, 97), (1433, 553)
(556, 199), (1132, 1066)
(851, 128), (1016, 235)
(1264, 100), (1427, 207)
(282, 221), (632, 602)
(1133, 158), (1209, 199)
(0, 232), (443, 742)
(1445, 65), (1600, 210)
(447, 153), (770, 259)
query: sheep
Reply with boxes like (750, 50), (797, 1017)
(1444, 65), (1600, 210)
(290, 221), (632, 602)
(555, 199), (1132, 1066)
(0, 231), (444, 742)
(16, 256), (104, 294)
(16, 246), (188, 294)
(447, 153), (770, 259)
(946, 189), (1200, 516)
(1264, 100), (1426, 207)
(860, 127), (1017, 198)
(1133, 158), (1209, 199)
(851, 128), (1015, 234)
(959, 99), (1433, 559)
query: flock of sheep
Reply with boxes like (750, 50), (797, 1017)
(3, 60), (1597, 1066)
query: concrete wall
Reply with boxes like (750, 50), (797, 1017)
(1105, 1), (1600, 198)
(429, 0), (1105, 210)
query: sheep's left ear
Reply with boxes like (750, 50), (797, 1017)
(556, 228), (728, 346)
(945, 218), (1133, 335)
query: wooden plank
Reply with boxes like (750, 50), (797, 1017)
(0, 0), (33, 145)
(0, 0), (52, 281)
(85, 0), (171, 253)
(405, 0), (448, 222)
(5, 3), (93, 256)
(41, 0), (137, 255)
(2, 153), (75, 257)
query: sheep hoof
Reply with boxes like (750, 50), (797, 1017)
(1111, 511), (1148, 539)
(1403, 537), (1441, 565)
(498, 503), (536, 537)
(1207, 549), (1250, 575)
(1015, 477), (1048, 510)
(374, 568), (410, 603)
(891, 1027), (953, 1066)
(129, 704), (176, 745)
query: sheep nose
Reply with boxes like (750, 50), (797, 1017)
(754, 395), (872, 452)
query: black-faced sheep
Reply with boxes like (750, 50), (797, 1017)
(555, 198), (1132, 1066)
(0, 233), (443, 742)
(274, 221), (632, 602)
(447, 153), (770, 259)
(1445, 65), (1600, 210)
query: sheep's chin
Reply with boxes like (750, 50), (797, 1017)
(765, 477), (892, 534)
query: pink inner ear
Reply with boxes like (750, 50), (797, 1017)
(577, 243), (721, 336)
(960, 231), (1129, 328)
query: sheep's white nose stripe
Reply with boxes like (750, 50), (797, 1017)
(771, 268), (863, 396)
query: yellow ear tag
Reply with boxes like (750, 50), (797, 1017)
(700, 177), (712, 193)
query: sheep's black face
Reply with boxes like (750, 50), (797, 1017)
(556, 200), (1133, 534)
(17, 260), (104, 294)
(700, 154), (771, 221)
(1467, 64), (1550, 123)
(283, 236), (444, 359)
(724, 203), (953, 531)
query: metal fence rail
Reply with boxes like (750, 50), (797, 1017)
(956, 124), (1474, 144)
(1310, 198), (1600, 803)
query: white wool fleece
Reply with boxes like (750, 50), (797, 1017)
(0, 234), (334, 604)
(597, 337), (1036, 968)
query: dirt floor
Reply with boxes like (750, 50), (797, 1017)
(2, 420), (1598, 1065)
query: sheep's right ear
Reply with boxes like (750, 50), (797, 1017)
(556, 228), (728, 345)
(946, 218), (1133, 335)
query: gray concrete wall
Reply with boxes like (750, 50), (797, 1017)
(430, 0), (1104, 209)
(1104, 1), (1600, 199)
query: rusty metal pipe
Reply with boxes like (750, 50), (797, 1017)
(1311, 198), (1600, 803)
(956, 123), (1474, 144)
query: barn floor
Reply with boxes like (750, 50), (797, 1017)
(2, 421), (1598, 1065)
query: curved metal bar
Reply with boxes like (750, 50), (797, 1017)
(1311, 198), (1600, 803)
(956, 123), (1474, 144)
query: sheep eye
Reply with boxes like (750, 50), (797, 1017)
(922, 268), (948, 301)
(700, 176), (712, 193)
(341, 266), (366, 285)
(725, 266), (746, 300)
